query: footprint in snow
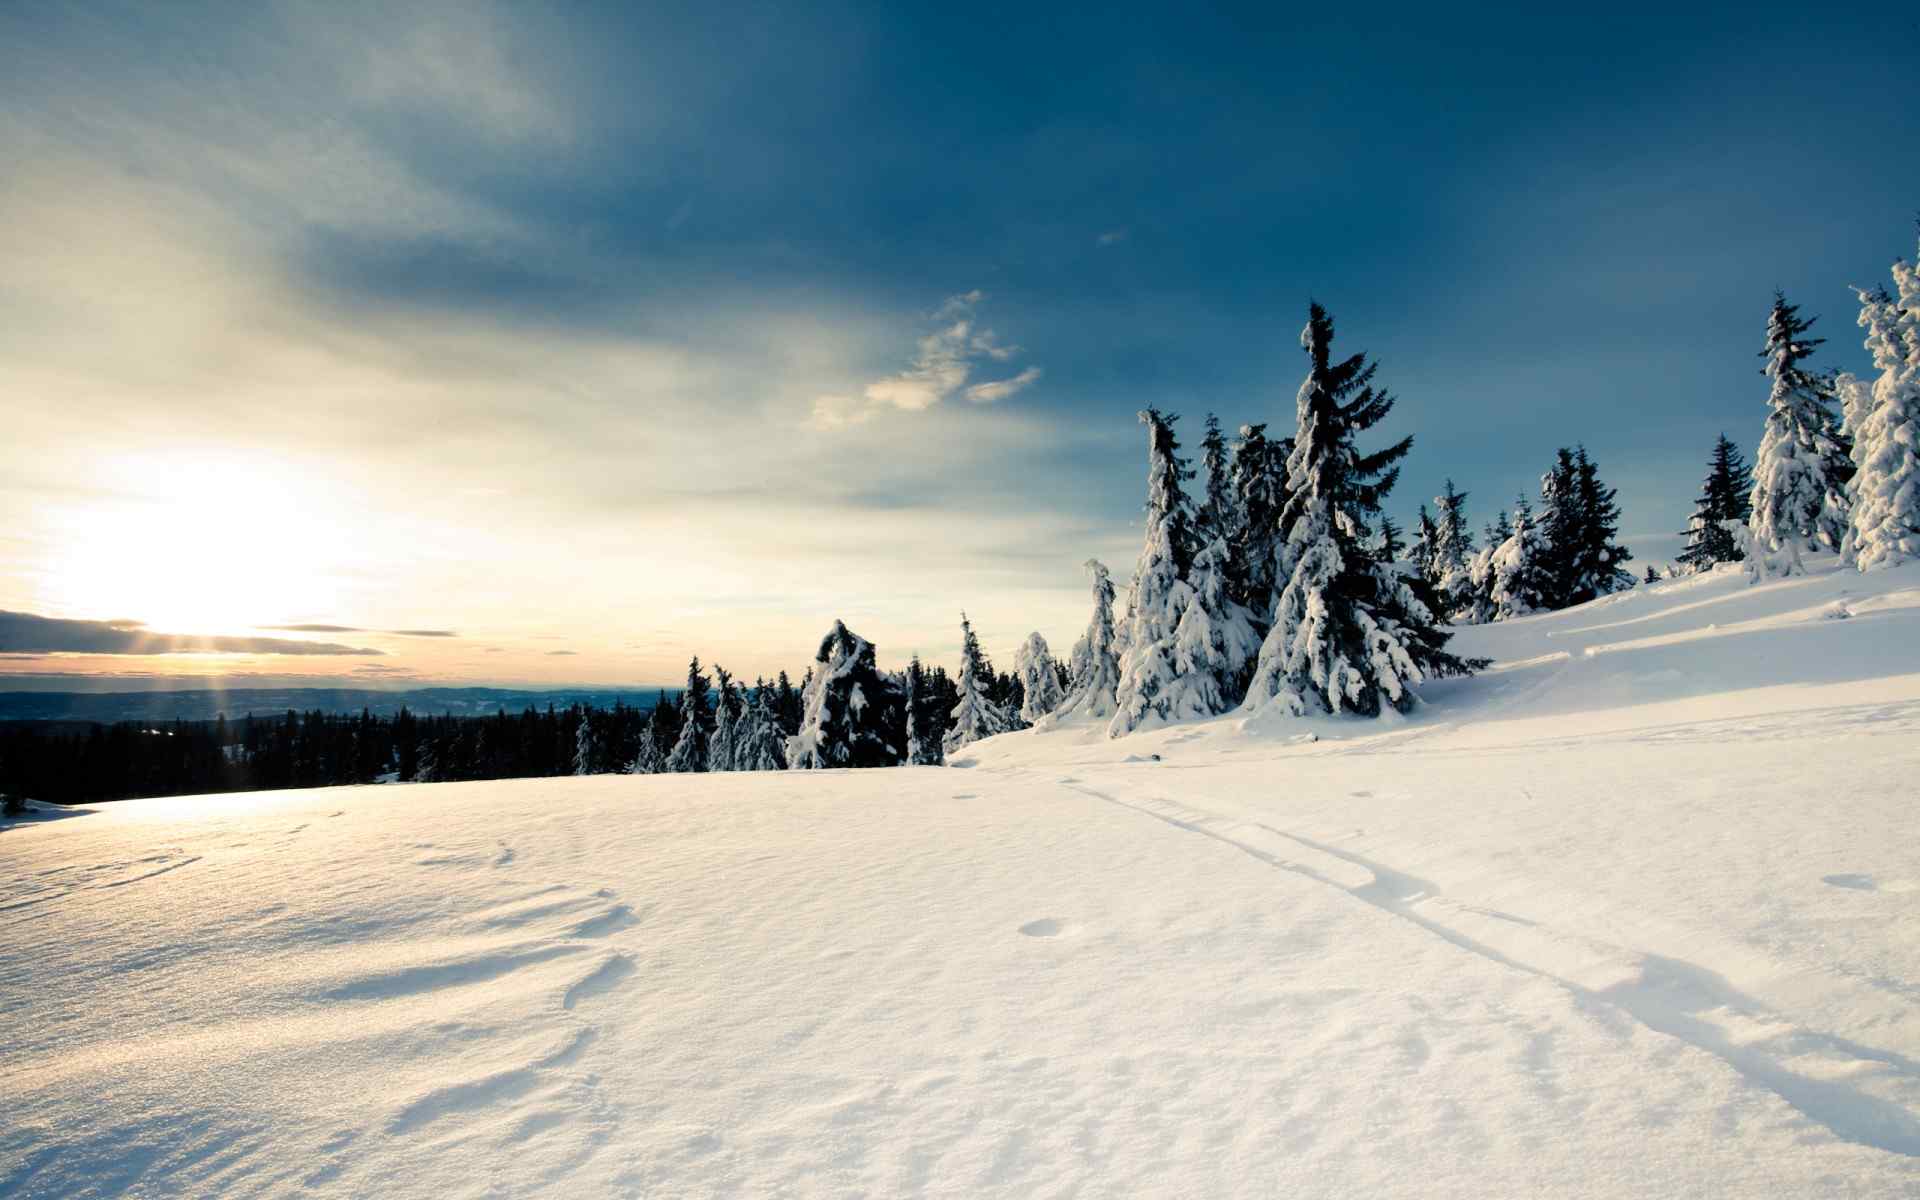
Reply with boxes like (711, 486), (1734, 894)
(1824, 873), (1877, 890)
(1019, 918), (1070, 938)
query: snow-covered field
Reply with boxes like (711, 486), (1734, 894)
(5, 558), (1920, 1197)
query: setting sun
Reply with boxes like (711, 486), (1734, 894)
(39, 451), (350, 635)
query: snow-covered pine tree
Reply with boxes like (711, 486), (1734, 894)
(904, 656), (943, 764)
(1570, 447), (1634, 598)
(1197, 413), (1237, 547)
(1171, 534), (1262, 711)
(735, 683), (788, 771)
(1846, 265), (1920, 572)
(1229, 422), (1291, 620)
(1241, 303), (1477, 717)
(788, 620), (904, 769)
(572, 711), (595, 776)
(1537, 446), (1633, 604)
(1054, 559), (1121, 722)
(629, 713), (665, 774)
(1488, 497), (1553, 620)
(664, 657), (712, 773)
(709, 668), (742, 772)
(1750, 291), (1853, 576)
(1013, 632), (1066, 724)
(1411, 504), (1442, 595)
(944, 613), (1015, 753)
(1431, 480), (1476, 619)
(1676, 434), (1754, 572)
(1455, 543), (1498, 626)
(1109, 409), (1258, 735)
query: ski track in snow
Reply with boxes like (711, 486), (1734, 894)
(1060, 778), (1920, 1158)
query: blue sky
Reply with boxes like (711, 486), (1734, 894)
(2, 1), (1916, 687)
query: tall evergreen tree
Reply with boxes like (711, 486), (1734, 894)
(1431, 480), (1475, 618)
(1229, 422), (1290, 618)
(1109, 409), (1257, 734)
(1411, 504), (1442, 594)
(1537, 446), (1633, 604)
(944, 613), (1015, 753)
(1488, 498), (1552, 619)
(1750, 291), (1853, 576)
(629, 712), (665, 774)
(1196, 412), (1237, 545)
(1055, 559), (1122, 722)
(904, 656), (944, 765)
(664, 657), (712, 773)
(1846, 262), (1920, 572)
(572, 711), (596, 776)
(788, 621), (904, 769)
(1013, 633), (1065, 724)
(708, 667), (740, 772)
(1569, 447), (1634, 599)
(773, 671), (801, 736)
(1677, 435), (1754, 572)
(735, 684), (788, 771)
(1242, 303), (1476, 717)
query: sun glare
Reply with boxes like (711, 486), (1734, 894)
(41, 452), (351, 635)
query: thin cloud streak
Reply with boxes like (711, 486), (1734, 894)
(0, 611), (384, 657)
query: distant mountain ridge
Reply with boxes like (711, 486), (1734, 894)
(0, 687), (674, 724)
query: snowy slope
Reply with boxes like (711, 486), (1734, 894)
(5, 557), (1920, 1197)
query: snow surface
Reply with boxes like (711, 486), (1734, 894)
(6, 557), (1920, 1197)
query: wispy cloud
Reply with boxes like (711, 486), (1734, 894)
(964, 365), (1044, 405)
(0, 612), (383, 656)
(261, 624), (459, 637)
(811, 292), (1042, 428)
(1096, 229), (1129, 247)
(545, 649), (578, 656)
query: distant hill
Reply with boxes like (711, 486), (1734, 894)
(0, 686), (675, 724)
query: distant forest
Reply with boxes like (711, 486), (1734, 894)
(0, 659), (1035, 805)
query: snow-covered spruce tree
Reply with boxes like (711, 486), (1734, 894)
(1455, 543), (1498, 626)
(629, 713), (665, 774)
(1537, 446), (1633, 604)
(1172, 534), (1262, 710)
(1197, 413), (1238, 547)
(664, 657), (712, 773)
(1054, 558), (1122, 722)
(1109, 409), (1259, 735)
(1241, 303), (1477, 717)
(1846, 268), (1920, 572)
(1431, 480), (1476, 619)
(1411, 504), (1442, 594)
(708, 668), (739, 772)
(1488, 498), (1553, 619)
(1571, 448), (1634, 597)
(904, 656), (944, 765)
(572, 711), (596, 776)
(944, 613), (1015, 754)
(787, 620), (904, 769)
(1229, 423), (1291, 619)
(1750, 291), (1853, 576)
(1676, 434), (1754, 572)
(1013, 632), (1066, 724)
(735, 684), (788, 771)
